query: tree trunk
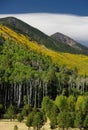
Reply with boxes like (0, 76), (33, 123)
(13, 83), (17, 103)
(42, 82), (45, 97)
(18, 83), (22, 108)
(10, 84), (13, 105)
(38, 80), (42, 108)
(27, 82), (30, 105)
(45, 83), (48, 96)
(34, 84), (37, 108)
(29, 80), (32, 106)
(4, 84), (7, 109)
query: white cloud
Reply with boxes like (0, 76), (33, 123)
(0, 13), (88, 46)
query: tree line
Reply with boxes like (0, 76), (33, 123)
(2, 95), (88, 130)
(41, 95), (88, 130)
(0, 39), (88, 110)
(0, 39), (88, 129)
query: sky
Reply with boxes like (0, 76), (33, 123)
(0, 0), (88, 46)
(0, 0), (88, 15)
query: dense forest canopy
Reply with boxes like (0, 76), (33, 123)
(0, 39), (88, 110)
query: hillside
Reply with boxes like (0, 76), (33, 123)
(0, 17), (88, 55)
(51, 32), (88, 55)
(0, 24), (88, 75)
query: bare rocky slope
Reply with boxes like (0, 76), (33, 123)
(51, 32), (88, 55)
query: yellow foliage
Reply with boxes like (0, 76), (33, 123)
(0, 24), (88, 75)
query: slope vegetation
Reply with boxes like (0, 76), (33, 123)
(0, 17), (88, 55)
(0, 24), (88, 75)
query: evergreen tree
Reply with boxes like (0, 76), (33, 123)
(58, 111), (74, 130)
(5, 105), (15, 121)
(74, 111), (84, 130)
(17, 114), (24, 122)
(32, 112), (44, 130)
(14, 125), (18, 130)
(83, 115), (88, 130)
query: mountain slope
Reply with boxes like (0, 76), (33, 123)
(0, 17), (88, 55)
(51, 32), (88, 55)
(0, 24), (88, 75)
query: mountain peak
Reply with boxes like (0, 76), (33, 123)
(51, 32), (88, 51)
(51, 32), (82, 50)
(0, 17), (18, 24)
(0, 17), (88, 55)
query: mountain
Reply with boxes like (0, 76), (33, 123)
(0, 20), (88, 75)
(51, 32), (88, 55)
(0, 17), (88, 55)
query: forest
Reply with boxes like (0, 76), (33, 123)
(0, 39), (88, 130)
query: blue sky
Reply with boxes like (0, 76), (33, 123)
(0, 0), (88, 46)
(0, 0), (88, 16)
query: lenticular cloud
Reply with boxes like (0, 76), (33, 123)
(0, 13), (88, 46)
